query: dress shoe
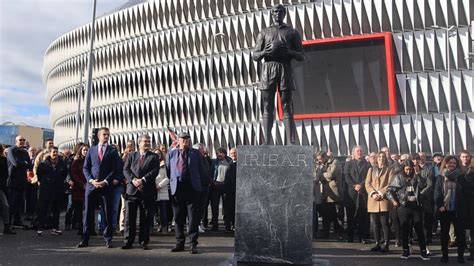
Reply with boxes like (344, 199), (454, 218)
(468, 253), (474, 261)
(400, 249), (410, 259)
(121, 243), (133, 249)
(105, 241), (113, 248)
(3, 226), (16, 235)
(51, 229), (62, 235)
(12, 221), (24, 228)
(140, 242), (149, 250)
(319, 232), (330, 239)
(190, 244), (197, 254)
(171, 245), (185, 252)
(77, 241), (89, 248)
(370, 243), (381, 252)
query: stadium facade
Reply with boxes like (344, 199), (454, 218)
(43, 0), (473, 155)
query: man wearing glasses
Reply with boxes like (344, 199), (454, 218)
(6, 136), (33, 229)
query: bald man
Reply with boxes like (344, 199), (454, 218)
(7, 135), (32, 228)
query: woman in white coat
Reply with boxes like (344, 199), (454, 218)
(155, 149), (169, 232)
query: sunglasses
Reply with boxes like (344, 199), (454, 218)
(19, 139), (26, 141)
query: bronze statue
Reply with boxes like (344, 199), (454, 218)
(252, 4), (304, 145)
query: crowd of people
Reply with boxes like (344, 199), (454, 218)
(0, 128), (237, 254)
(313, 146), (474, 263)
(1, 129), (473, 263)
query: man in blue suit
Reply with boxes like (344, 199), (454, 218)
(77, 127), (122, 248)
(167, 132), (205, 254)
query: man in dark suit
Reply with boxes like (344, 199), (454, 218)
(167, 132), (203, 254)
(77, 127), (122, 248)
(224, 148), (237, 231)
(343, 145), (370, 243)
(121, 134), (159, 250)
(7, 135), (32, 228)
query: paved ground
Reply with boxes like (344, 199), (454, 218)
(1, 224), (468, 266)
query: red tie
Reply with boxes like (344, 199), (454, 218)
(99, 145), (104, 161)
(139, 154), (145, 168)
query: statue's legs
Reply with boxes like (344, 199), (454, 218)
(261, 90), (276, 145)
(281, 90), (295, 144)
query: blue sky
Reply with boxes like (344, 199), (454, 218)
(0, 0), (121, 129)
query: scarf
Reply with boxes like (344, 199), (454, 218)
(443, 169), (461, 211)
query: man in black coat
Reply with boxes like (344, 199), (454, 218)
(122, 134), (160, 250)
(343, 145), (370, 243)
(460, 150), (474, 261)
(7, 135), (32, 227)
(36, 147), (68, 236)
(0, 145), (15, 234)
(224, 148), (237, 231)
(192, 143), (212, 232)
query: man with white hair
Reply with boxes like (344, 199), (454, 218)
(343, 145), (370, 243)
(7, 135), (33, 228)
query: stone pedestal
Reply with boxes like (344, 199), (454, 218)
(234, 145), (314, 265)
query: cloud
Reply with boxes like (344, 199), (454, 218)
(0, 0), (120, 129)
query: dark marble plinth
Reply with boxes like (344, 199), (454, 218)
(234, 145), (314, 265)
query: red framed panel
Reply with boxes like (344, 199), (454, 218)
(277, 32), (397, 120)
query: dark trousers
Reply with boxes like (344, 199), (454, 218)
(336, 203), (345, 228)
(199, 189), (209, 226)
(0, 190), (10, 225)
(322, 202), (343, 235)
(199, 190), (212, 227)
(397, 204), (426, 251)
(25, 183), (37, 218)
(211, 182), (225, 229)
(423, 211), (434, 242)
(346, 206), (370, 240)
(313, 203), (321, 238)
(72, 200), (84, 232)
(370, 212), (389, 243)
(157, 200), (169, 227)
(439, 211), (465, 258)
(37, 197), (61, 230)
(224, 194), (235, 228)
(65, 194), (74, 226)
(389, 208), (401, 241)
(124, 196), (155, 245)
(7, 188), (24, 224)
(468, 224), (474, 254)
(82, 188), (114, 243)
(172, 182), (200, 246)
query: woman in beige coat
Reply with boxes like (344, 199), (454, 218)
(365, 151), (393, 252)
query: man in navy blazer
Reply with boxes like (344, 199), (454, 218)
(167, 132), (204, 254)
(77, 127), (122, 248)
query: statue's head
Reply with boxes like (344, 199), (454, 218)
(272, 4), (286, 25)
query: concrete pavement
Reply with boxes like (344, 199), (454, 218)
(1, 226), (464, 265)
